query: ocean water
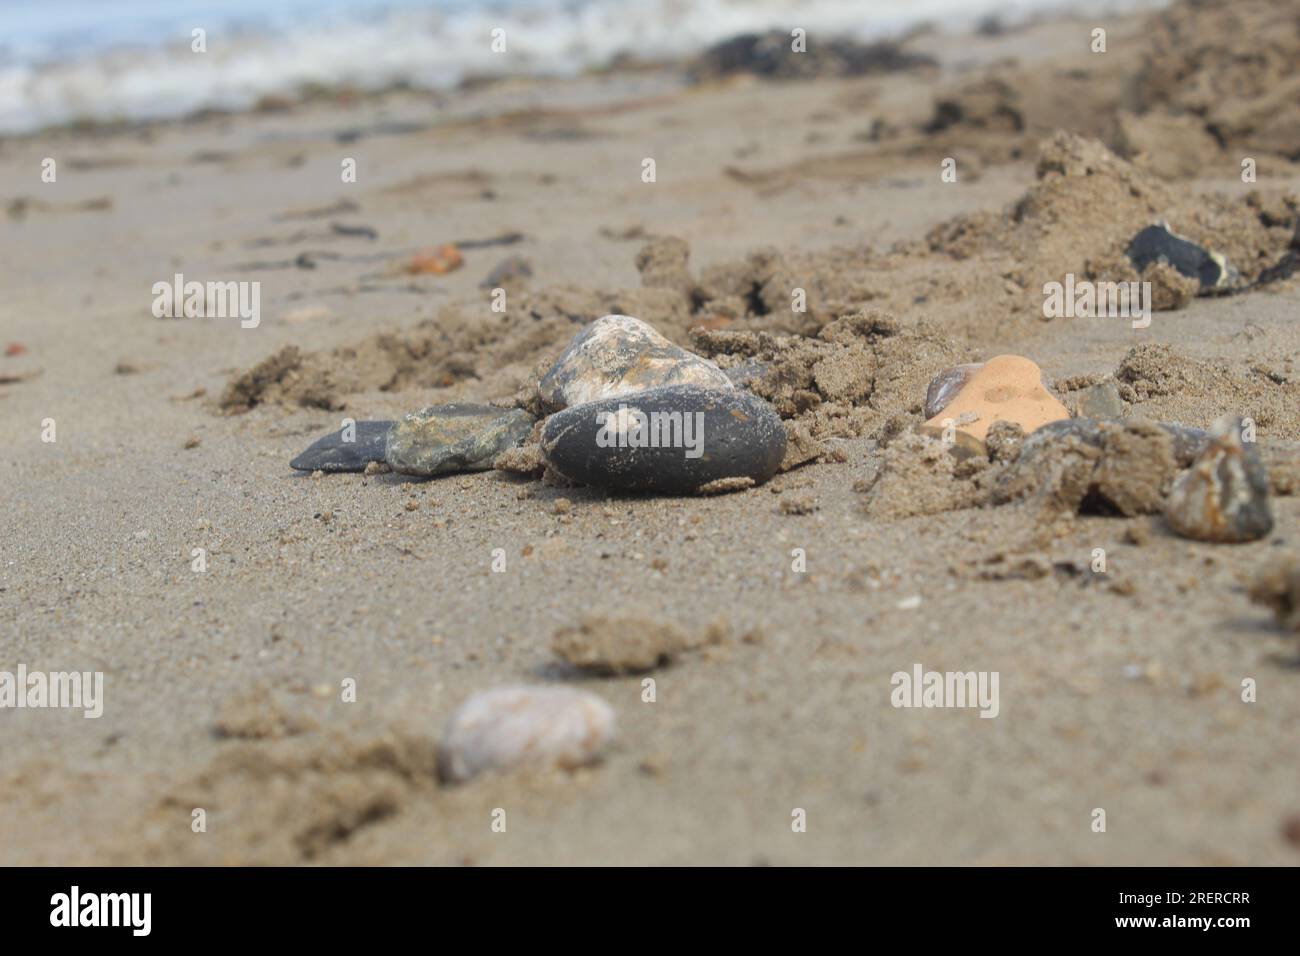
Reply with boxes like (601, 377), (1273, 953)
(0, 0), (1166, 133)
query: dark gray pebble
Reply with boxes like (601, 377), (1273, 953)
(290, 421), (393, 472)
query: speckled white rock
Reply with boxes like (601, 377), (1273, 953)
(437, 685), (616, 783)
(1165, 415), (1272, 543)
(537, 314), (732, 412)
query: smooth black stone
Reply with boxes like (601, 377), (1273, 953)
(1125, 223), (1227, 290)
(541, 385), (786, 493)
(290, 421), (393, 472)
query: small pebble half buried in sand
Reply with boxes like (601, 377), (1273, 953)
(552, 615), (689, 675)
(1249, 555), (1300, 633)
(1125, 222), (1237, 292)
(918, 355), (1070, 454)
(1164, 415), (1273, 543)
(437, 685), (615, 783)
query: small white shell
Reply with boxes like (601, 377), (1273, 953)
(437, 685), (616, 783)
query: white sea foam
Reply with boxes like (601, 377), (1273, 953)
(0, 0), (1168, 133)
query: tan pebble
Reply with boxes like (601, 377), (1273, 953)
(918, 355), (1069, 454)
(638, 754), (668, 776)
(779, 495), (817, 515)
(1187, 673), (1224, 697)
(437, 685), (615, 783)
(552, 615), (688, 674)
(284, 305), (330, 324)
(1280, 815), (1300, 848)
(1123, 521), (1151, 546)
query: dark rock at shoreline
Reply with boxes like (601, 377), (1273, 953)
(688, 31), (936, 83)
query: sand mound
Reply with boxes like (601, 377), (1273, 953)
(919, 66), (1126, 167)
(120, 730), (440, 865)
(691, 310), (964, 439)
(1116, 343), (1300, 436)
(221, 135), (1296, 420)
(220, 250), (700, 413)
(1132, 0), (1300, 162)
(927, 132), (1298, 305)
(856, 432), (992, 519)
(912, 1), (1300, 176)
(222, 236), (957, 416)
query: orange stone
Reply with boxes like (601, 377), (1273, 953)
(405, 243), (464, 275)
(918, 354), (1069, 453)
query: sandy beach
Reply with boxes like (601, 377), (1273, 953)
(2, 0), (1300, 865)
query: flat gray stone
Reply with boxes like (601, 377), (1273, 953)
(538, 314), (733, 413)
(1026, 417), (1208, 467)
(1075, 381), (1125, 420)
(385, 404), (534, 477)
(290, 421), (393, 472)
(541, 384), (786, 493)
